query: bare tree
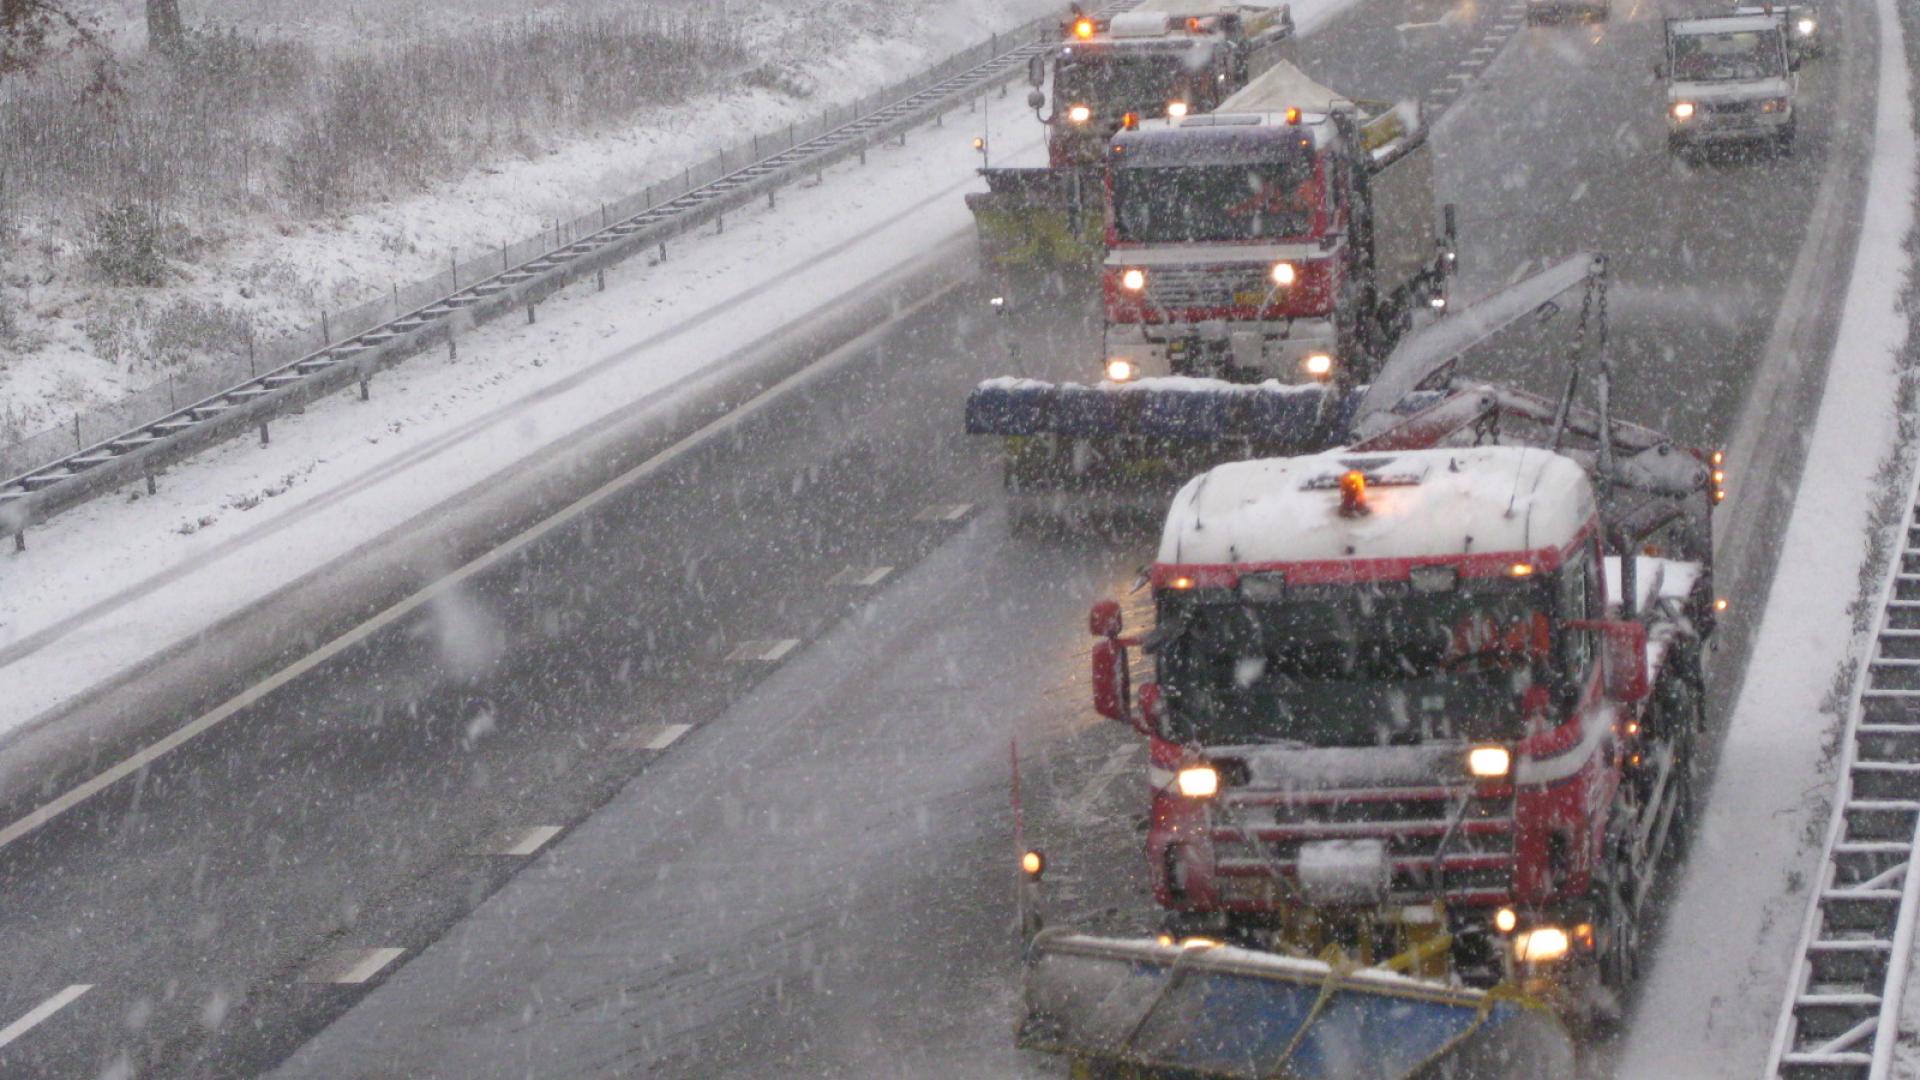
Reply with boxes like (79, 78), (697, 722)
(146, 0), (181, 54)
(1, 0), (98, 75)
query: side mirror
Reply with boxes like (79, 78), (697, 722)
(1090, 599), (1123, 638)
(1653, 62), (1667, 79)
(1028, 53), (1047, 88)
(1027, 89), (1047, 112)
(1091, 637), (1133, 722)
(1599, 620), (1650, 703)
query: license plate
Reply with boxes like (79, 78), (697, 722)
(1233, 291), (1268, 306)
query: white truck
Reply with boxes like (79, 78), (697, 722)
(1661, 13), (1799, 156)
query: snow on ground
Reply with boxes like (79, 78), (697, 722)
(1616, 0), (1917, 1073)
(0, 76), (1050, 741)
(0, 0), (1060, 446)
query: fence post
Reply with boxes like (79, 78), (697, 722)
(597, 269), (606, 292)
(72, 415), (81, 451)
(451, 249), (458, 289)
(248, 337), (256, 377)
(320, 310), (330, 345)
(259, 421), (269, 446)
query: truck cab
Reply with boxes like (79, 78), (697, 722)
(1732, 3), (1824, 62)
(1662, 14), (1798, 155)
(1099, 63), (1449, 387)
(1087, 446), (1710, 1017)
(1036, 5), (1296, 168)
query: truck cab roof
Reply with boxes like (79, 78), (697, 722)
(1156, 446), (1596, 571)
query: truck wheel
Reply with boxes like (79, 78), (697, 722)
(1597, 837), (1642, 1020)
(1775, 125), (1797, 159)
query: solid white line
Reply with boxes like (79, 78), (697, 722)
(0, 985), (90, 1051)
(482, 826), (562, 857)
(0, 279), (965, 857)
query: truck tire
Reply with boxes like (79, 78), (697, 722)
(1775, 123), (1797, 159)
(1596, 832), (1642, 1027)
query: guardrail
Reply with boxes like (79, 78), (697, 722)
(0, 3), (1133, 548)
(1766, 464), (1920, 1078)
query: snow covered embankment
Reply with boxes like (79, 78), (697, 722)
(1617, 0), (1919, 1074)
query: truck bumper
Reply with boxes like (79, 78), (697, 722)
(1668, 111), (1792, 147)
(1106, 319), (1342, 385)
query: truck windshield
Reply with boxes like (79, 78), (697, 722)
(1056, 53), (1200, 117)
(1155, 579), (1551, 748)
(1113, 160), (1317, 243)
(1671, 31), (1784, 81)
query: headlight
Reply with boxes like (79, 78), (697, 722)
(1467, 745), (1512, 778)
(1167, 101), (1189, 118)
(1120, 268), (1147, 292)
(1301, 353), (1333, 379)
(1067, 104), (1092, 124)
(1175, 765), (1219, 798)
(1270, 261), (1297, 286)
(1671, 101), (1696, 120)
(1796, 17), (1814, 33)
(1760, 98), (1789, 114)
(1493, 907), (1518, 934)
(1104, 358), (1137, 382)
(1514, 926), (1570, 963)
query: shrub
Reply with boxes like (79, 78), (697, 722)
(84, 202), (167, 286)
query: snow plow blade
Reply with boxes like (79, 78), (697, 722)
(1019, 933), (1577, 1080)
(966, 167), (1104, 268)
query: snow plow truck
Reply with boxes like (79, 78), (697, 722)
(967, 2), (1297, 267)
(966, 61), (1462, 532)
(1010, 272), (1723, 1076)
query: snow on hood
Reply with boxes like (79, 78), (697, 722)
(1157, 446), (1595, 567)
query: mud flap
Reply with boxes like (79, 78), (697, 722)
(1018, 933), (1577, 1080)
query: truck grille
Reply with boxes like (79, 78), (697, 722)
(1700, 99), (1758, 116)
(1142, 264), (1273, 310)
(1212, 786), (1516, 904)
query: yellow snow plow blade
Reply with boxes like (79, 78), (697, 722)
(1018, 931), (1578, 1080)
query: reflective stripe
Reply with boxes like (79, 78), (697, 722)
(1514, 706), (1616, 785)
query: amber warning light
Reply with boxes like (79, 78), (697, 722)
(1338, 470), (1368, 517)
(1073, 16), (1096, 39)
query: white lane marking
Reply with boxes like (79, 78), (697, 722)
(0, 280), (965, 857)
(620, 723), (692, 751)
(478, 826), (562, 857)
(726, 639), (800, 663)
(305, 947), (406, 985)
(1471, 44), (1500, 53)
(913, 502), (973, 523)
(1462, 57), (1489, 67)
(1395, 19), (1445, 30)
(827, 565), (894, 587)
(1446, 71), (1474, 81)
(0, 986), (91, 1051)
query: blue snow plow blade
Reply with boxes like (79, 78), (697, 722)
(1019, 933), (1577, 1080)
(964, 377), (1445, 447)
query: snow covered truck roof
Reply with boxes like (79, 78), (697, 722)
(1156, 446), (1597, 569)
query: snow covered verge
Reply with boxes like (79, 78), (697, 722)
(0, 0), (1060, 462)
(1616, 0), (1919, 1073)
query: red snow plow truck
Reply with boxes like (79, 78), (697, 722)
(968, 2), (1297, 266)
(1014, 313), (1723, 1076)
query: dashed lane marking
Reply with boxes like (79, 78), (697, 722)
(726, 639), (801, 663)
(913, 502), (974, 523)
(0, 986), (91, 1052)
(828, 565), (894, 588)
(1446, 71), (1475, 81)
(615, 723), (693, 751)
(477, 826), (563, 857)
(304, 948), (406, 985)
(1462, 57), (1489, 67)
(0, 275), (968, 857)
(1471, 44), (1500, 53)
